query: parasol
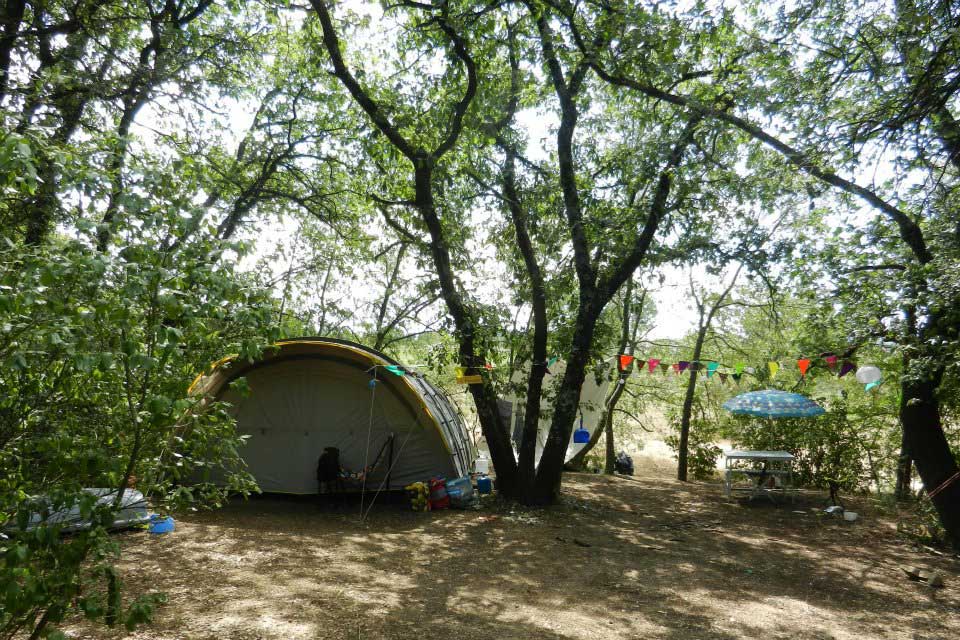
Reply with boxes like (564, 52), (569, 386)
(722, 389), (826, 419)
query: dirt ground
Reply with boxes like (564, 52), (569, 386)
(65, 458), (959, 640)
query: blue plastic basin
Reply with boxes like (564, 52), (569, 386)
(148, 515), (175, 534)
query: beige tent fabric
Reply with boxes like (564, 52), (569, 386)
(193, 339), (472, 493)
(505, 358), (612, 464)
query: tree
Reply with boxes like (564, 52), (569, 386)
(304, 0), (746, 502)
(676, 265), (742, 481)
(549, 0), (960, 548)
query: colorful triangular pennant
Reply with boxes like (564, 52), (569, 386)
(797, 358), (811, 377)
(839, 360), (855, 377)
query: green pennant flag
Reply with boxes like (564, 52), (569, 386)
(734, 362), (745, 375)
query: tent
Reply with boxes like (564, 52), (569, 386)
(189, 338), (474, 493)
(11, 489), (151, 533)
(501, 358), (611, 464)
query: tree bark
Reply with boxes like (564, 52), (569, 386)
(605, 278), (635, 474)
(899, 371), (960, 548)
(677, 327), (706, 482)
(502, 145), (549, 490)
(532, 300), (600, 502)
(894, 444), (913, 500)
(0, 0), (26, 102)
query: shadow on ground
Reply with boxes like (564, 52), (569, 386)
(65, 474), (959, 640)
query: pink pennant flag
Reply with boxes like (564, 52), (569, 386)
(797, 358), (811, 376)
(824, 355), (838, 370)
(647, 358), (661, 373)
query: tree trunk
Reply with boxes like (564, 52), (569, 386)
(677, 328), (706, 481)
(412, 162), (521, 497)
(603, 408), (616, 474)
(0, 0), (26, 103)
(899, 372), (960, 549)
(895, 442), (913, 500)
(530, 300), (599, 503)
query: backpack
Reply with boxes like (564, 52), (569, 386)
(614, 451), (634, 476)
(317, 447), (342, 482)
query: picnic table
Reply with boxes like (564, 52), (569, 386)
(723, 450), (796, 500)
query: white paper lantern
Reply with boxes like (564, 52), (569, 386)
(855, 365), (882, 384)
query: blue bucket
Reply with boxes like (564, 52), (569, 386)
(476, 475), (492, 494)
(148, 514), (175, 534)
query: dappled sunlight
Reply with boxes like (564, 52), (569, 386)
(63, 474), (959, 640)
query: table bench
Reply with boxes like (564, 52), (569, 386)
(723, 450), (796, 501)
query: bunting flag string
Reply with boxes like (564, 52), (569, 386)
(600, 353), (887, 392)
(453, 351), (887, 394)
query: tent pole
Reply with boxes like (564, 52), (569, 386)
(386, 433), (395, 492)
(360, 371), (377, 520)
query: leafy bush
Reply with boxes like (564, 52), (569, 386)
(0, 221), (277, 638)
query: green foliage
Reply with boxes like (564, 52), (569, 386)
(0, 214), (277, 636)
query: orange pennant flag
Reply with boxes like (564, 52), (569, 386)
(797, 358), (811, 376)
(619, 355), (634, 371)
